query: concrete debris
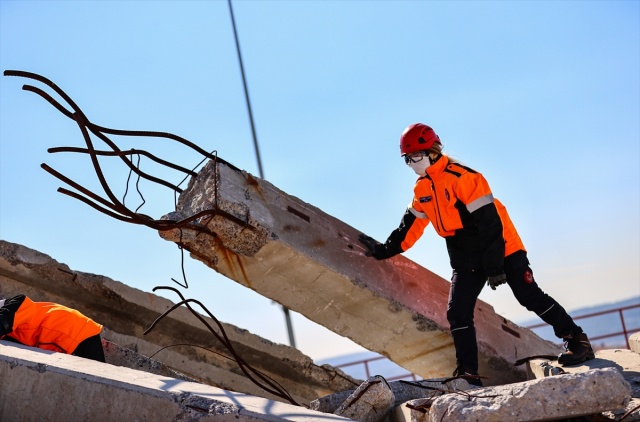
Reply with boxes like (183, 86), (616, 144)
(159, 158), (561, 385)
(427, 367), (632, 422)
(0, 240), (359, 404)
(333, 375), (395, 422)
(395, 397), (436, 422)
(310, 377), (474, 414)
(601, 400), (640, 422)
(388, 378), (476, 407)
(528, 346), (640, 422)
(0, 342), (352, 422)
(525, 359), (567, 379)
(530, 349), (640, 399)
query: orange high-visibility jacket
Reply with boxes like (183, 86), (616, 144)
(0, 294), (103, 354)
(382, 155), (525, 274)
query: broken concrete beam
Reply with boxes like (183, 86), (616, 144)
(159, 158), (562, 385)
(0, 240), (359, 403)
(428, 367), (631, 422)
(0, 341), (352, 422)
(310, 378), (473, 414)
(333, 375), (395, 422)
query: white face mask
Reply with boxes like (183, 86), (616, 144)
(407, 155), (431, 176)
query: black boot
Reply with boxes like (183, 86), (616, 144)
(557, 332), (595, 366)
(453, 366), (483, 387)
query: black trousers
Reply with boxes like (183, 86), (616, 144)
(446, 250), (580, 373)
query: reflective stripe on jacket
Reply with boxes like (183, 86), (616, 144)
(381, 155), (525, 274)
(0, 294), (103, 354)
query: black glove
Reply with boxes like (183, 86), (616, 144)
(0, 316), (10, 337)
(358, 234), (389, 260)
(487, 273), (507, 290)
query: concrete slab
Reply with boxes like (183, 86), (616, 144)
(0, 341), (352, 422)
(101, 338), (196, 382)
(0, 240), (359, 404)
(158, 158), (562, 386)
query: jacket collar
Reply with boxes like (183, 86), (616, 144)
(424, 154), (448, 178)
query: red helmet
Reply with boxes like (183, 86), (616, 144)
(399, 123), (441, 156)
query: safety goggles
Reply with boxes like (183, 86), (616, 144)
(403, 151), (428, 165)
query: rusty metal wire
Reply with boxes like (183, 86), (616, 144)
(170, 229), (189, 289)
(144, 286), (300, 406)
(620, 403), (640, 421)
(405, 400), (433, 414)
(3, 69), (254, 235)
(440, 373), (487, 386)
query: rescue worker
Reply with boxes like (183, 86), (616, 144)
(0, 294), (105, 362)
(359, 123), (594, 386)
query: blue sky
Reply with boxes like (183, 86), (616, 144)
(1, 0), (638, 362)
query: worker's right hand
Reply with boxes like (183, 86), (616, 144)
(487, 273), (507, 290)
(358, 234), (389, 260)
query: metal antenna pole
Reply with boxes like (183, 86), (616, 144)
(227, 0), (296, 349)
(228, 0), (263, 178)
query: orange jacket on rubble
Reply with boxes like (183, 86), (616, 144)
(381, 155), (525, 275)
(0, 294), (103, 354)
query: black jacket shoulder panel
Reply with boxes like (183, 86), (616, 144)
(457, 164), (478, 174)
(444, 167), (462, 178)
(444, 162), (479, 178)
(0, 294), (26, 337)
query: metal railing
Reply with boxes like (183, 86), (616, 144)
(525, 303), (640, 349)
(333, 355), (419, 382)
(333, 302), (640, 381)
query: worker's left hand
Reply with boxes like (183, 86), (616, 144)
(487, 273), (507, 290)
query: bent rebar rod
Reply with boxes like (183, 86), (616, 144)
(145, 286), (300, 406)
(4, 70), (256, 234)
